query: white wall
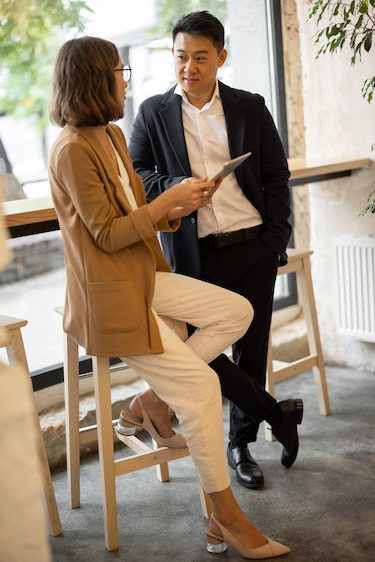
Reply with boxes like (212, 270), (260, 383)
(296, 1), (375, 371)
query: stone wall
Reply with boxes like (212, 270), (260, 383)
(0, 231), (64, 285)
(281, 0), (310, 251)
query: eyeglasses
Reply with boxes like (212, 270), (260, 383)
(114, 65), (131, 82)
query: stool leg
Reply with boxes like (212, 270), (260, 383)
(298, 258), (331, 415)
(142, 379), (171, 482)
(264, 333), (276, 441)
(63, 333), (81, 508)
(92, 356), (118, 551)
(6, 328), (62, 536)
(152, 438), (170, 482)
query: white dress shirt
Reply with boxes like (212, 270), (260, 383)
(175, 81), (262, 238)
(108, 135), (138, 210)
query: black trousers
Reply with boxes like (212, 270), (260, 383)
(199, 235), (279, 447)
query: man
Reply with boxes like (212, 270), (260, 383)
(129, 11), (296, 489)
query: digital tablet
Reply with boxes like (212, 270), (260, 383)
(209, 151), (252, 181)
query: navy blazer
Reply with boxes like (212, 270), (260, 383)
(129, 81), (291, 278)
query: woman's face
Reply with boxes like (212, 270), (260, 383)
(114, 55), (128, 114)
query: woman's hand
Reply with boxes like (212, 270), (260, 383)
(147, 176), (222, 225)
(167, 177), (222, 220)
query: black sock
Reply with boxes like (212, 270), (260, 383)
(267, 403), (282, 429)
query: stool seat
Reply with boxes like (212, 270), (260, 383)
(0, 314), (62, 537)
(55, 308), (211, 551)
(265, 249), (330, 440)
(0, 315), (27, 330)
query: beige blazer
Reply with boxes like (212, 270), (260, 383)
(49, 124), (180, 357)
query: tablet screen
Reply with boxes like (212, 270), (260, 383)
(210, 151), (252, 181)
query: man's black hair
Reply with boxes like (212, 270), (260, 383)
(172, 11), (225, 52)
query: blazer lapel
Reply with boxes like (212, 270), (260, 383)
(159, 89), (191, 176)
(75, 126), (133, 215)
(105, 126), (142, 211)
(219, 82), (247, 186)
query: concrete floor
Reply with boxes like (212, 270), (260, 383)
(50, 366), (375, 562)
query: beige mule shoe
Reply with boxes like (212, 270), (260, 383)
(206, 515), (290, 559)
(116, 396), (187, 448)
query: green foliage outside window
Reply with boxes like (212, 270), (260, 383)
(153, 0), (227, 37)
(0, 0), (91, 162)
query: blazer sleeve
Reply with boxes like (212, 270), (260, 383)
(258, 101), (291, 265)
(129, 102), (188, 202)
(51, 140), (161, 254)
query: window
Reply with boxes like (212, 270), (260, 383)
(1, 0), (295, 390)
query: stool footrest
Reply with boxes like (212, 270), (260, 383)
(272, 355), (318, 381)
(114, 445), (189, 476)
(79, 420), (118, 445)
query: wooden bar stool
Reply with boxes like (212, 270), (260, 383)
(56, 307), (211, 551)
(0, 314), (62, 536)
(265, 249), (330, 440)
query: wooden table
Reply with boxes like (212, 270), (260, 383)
(288, 157), (370, 186)
(3, 157), (372, 237)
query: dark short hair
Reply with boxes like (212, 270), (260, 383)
(50, 36), (121, 127)
(172, 11), (225, 52)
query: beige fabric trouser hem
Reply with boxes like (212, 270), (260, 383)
(121, 271), (253, 493)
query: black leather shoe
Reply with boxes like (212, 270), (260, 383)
(272, 399), (304, 469)
(227, 444), (264, 489)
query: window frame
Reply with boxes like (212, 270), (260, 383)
(266, 0), (297, 311)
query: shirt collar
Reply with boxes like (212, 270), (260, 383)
(174, 80), (220, 111)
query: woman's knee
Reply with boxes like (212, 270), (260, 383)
(229, 292), (254, 336)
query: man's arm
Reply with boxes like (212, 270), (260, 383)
(258, 102), (291, 265)
(129, 103), (188, 202)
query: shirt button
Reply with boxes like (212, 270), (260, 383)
(191, 217), (196, 224)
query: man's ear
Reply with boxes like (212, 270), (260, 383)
(218, 48), (227, 67)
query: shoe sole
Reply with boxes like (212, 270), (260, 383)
(278, 398), (304, 469)
(295, 398), (304, 424)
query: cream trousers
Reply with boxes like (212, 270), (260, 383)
(122, 271), (253, 493)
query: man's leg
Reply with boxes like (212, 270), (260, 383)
(200, 237), (279, 488)
(229, 240), (279, 445)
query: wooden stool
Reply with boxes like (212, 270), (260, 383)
(265, 249), (330, 439)
(0, 314), (62, 536)
(56, 308), (211, 551)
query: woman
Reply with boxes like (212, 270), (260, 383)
(49, 36), (291, 559)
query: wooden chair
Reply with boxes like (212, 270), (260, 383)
(56, 307), (211, 551)
(0, 314), (62, 536)
(265, 249), (330, 440)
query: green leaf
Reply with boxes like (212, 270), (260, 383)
(359, 1), (368, 13)
(316, 1), (329, 24)
(364, 33), (372, 51)
(330, 25), (340, 36)
(355, 14), (364, 29)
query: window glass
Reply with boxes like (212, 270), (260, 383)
(0, 232), (67, 371)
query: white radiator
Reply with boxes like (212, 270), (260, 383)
(334, 235), (375, 342)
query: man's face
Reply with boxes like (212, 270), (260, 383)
(172, 32), (227, 108)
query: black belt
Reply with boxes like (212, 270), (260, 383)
(199, 225), (263, 248)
